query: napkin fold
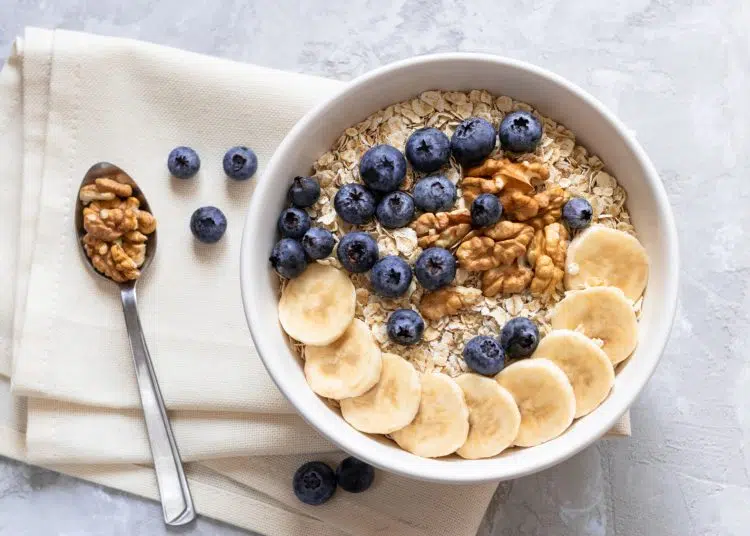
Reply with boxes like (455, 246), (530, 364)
(0, 27), (629, 536)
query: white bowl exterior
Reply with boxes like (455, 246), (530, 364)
(241, 54), (679, 483)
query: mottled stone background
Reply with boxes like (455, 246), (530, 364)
(1, 0), (748, 534)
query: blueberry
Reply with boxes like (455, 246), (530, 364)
(500, 317), (540, 359)
(471, 193), (502, 228)
(359, 145), (407, 193)
(386, 309), (425, 345)
(562, 197), (593, 230)
(415, 247), (456, 290)
(288, 176), (321, 208)
(223, 146), (258, 180)
(376, 191), (415, 228)
(270, 238), (308, 279)
(334, 183), (376, 225)
(302, 227), (335, 260)
(336, 232), (379, 273)
(293, 461), (336, 506)
(190, 206), (227, 243)
(450, 117), (496, 166)
(370, 256), (412, 298)
(405, 127), (451, 173)
(498, 111), (542, 153)
(463, 336), (505, 376)
(167, 146), (200, 179)
(336, 457), (375, 493)
(412, 175), (456, 213)
(277, 207), (311, 239)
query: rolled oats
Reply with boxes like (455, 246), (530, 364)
(293, 89), (636, 377)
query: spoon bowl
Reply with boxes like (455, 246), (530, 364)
(75, 162), (157, 284)
(74, 162), (195, 526)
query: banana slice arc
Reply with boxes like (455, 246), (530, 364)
(391, 373), (469, 458)
(532, 330), (615, 418)
(455, 374), (521, 459)
(340, 353), (421, 434)
(565, 226), (649, 302)
(550, 286), (638, 365)
(304, 319), (382, 400)
(496, 359), (576, 447)
(278, 263), (356, 346)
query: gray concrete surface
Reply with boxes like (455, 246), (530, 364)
(1, 0), (749, 534)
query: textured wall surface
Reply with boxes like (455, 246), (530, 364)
(1, 1), (749, 534)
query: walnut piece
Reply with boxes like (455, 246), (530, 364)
(456, 221), (534, 272)
(527, 222), (569, 301)
(482, 221), (534, 256)
(527, 187), (569, 230)
(419, 286), (483, 321)
(462, 158), (548, 203)
(481, 263), (533, 297)
(501, 186), (568, 227)
(411, 209), (472, 249)
(79, 176), (156, 283)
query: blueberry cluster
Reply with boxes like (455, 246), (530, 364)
(269, 173), (335, 279)
(270, 113), (553, 348)
(168, 145), (261, 244)
(462, 317), (540, 376)
(293, 457), (375, 506)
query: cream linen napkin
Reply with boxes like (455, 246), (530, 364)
(0, 27), (630, 536)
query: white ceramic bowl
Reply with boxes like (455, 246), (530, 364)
(241, 54), (679, 484)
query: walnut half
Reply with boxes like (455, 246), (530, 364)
(455, 222), (534, 271)
(411, 209), (472, 249)
(419, 286), (483, 321)
(481, 263), (533, 297)
(527, 222), (569, 301)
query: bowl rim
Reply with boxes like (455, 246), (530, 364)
(241, 52), (680, 483)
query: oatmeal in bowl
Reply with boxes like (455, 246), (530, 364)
(270, 88), (649, 459)
(242, 55), (678, 483)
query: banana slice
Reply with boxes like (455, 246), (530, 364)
(550, 286), (638, 365)
(304, 319), (382, 400)
(532, 330), (615, 418)
(340, 353), (421, 434)
(278, 263), (356, 346)
(455, 374), (521, 459)
(565, 225), (649, 302)
(495, 359), (576, 447)
(391, 373), (469, 458)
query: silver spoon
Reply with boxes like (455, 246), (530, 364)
(75, 162), (195, 526)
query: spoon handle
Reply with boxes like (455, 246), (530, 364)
(120, 285), (196, 526)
